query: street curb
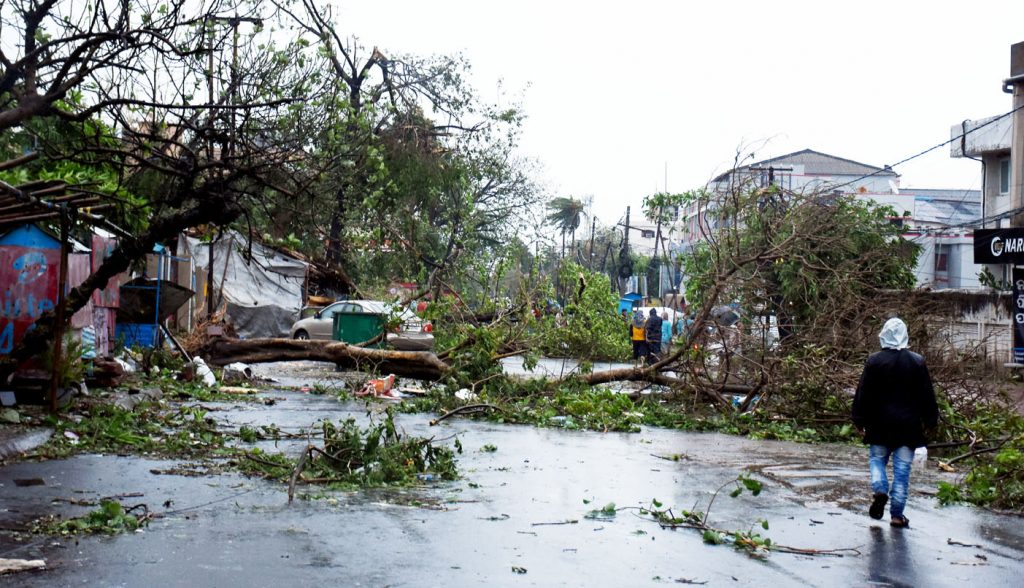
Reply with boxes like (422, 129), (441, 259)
(0, 428), (54, 461)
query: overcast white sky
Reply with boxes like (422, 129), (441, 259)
(333, 0), (1024, 225)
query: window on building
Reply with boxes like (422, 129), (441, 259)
(1000, 158), (1011, 195)
(641, 229), (656, 239)
(935, 245), (949, 272)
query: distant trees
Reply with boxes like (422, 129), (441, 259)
(0, 0), (316, 367)
(0, 0), (542, 368)
(545, 196), (586, 259)
(673, 176), (919, 408)
(256, 0), (539, 298)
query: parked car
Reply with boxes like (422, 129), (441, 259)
(289, 300), (434, 351)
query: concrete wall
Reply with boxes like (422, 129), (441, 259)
(950, 115), (1012, 158)
(910, 234), (980, 290)
(949, 237), (982, 289)
(933, 295), (1013, 364)
(983, 151), (1014, 221)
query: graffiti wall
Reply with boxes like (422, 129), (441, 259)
(91, 234), (119, 307)
(0, 246), (60, 355)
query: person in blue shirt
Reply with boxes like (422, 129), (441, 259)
(660, 311), (672, 354)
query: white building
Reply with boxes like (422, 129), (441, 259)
(707, 148), (900, 195)
(675, 149), (982, 291)
(950, 115), (1014, 285)
(899, 189), (982, 289)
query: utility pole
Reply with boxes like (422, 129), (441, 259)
(1005, 41), (1024, 365)
(206, 16), (216, 319)
(621, 206), (631, 294)
(588, 216), (596, 269)
(202, 14), (262, 319)
(1008, 41), (1024, 227)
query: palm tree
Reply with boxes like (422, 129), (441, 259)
(545, 197), (586, 259)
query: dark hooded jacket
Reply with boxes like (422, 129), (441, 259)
(852, 320), (938, 448)
(645, 310), (663, 344)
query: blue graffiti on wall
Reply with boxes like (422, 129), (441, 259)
(13, 251), (48, 284)
(1, 252), (55, 353)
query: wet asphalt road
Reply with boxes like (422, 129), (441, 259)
(0, 361), (1022, 587)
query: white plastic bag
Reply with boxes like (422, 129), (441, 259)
(913, 446), (928, 467)
(193, 357), (217, 387)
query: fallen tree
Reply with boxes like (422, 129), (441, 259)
(198, 338), (452, 381)
(196, 335), (742, 407)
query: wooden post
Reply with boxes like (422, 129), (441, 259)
(49, 205), (70, 413)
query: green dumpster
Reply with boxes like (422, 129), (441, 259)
(332, 312), (386, 347)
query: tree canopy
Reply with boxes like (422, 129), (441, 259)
(0, 0), (542, 367)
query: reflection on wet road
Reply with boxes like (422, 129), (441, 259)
(0, 361), (1020, 586)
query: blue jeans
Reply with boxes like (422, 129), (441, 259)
(869, 445), (914, 518)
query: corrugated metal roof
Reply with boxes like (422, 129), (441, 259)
(902, 188), (981, 202)
(917, 196), (978, 227)
(713, 149), (897, 182)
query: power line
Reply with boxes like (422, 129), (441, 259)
(831, 103), (1024, 192)
(838, 103), (1024, 236)
(910, 202), (1024, 235)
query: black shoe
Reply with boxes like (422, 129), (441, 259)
(890, 515), (910, 528)
(869, 493), (888, 520)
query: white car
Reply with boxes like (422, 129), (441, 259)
(289, 300), (435, 351)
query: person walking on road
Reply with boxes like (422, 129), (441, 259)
(644, 308), (663, 364)
(660, 311), (672, 355)
(630, 310), (647, 365)
(852, 317), (939, 529)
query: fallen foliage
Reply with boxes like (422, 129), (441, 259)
(31, 500), (151, 536)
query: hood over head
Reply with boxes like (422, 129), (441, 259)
(879, 317), (909, 350)
(632, 311), (646, 328)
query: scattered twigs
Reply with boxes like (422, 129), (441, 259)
(927, 438), (1008, 450)
(124, 503), (155, 525)
(702, 477), (736, 526)
(636, 473), (861, 559)
(471, 373), (504, 393)
(946, 446), (1004, 466)
(243, 453), (288, 469)
(352, 331), (386, 348)
(644, 505), (859, 558)
(647, 454), (688, 463)
(287, 446), (311, 503)
(296, 477), (347, 484)
(769, 545), (862, 556)
(430, 404), (505, 426)
(947, 538), (984, 548)
(531, 519), (579, 526)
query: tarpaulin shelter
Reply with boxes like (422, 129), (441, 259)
(179, 230), (307, 339)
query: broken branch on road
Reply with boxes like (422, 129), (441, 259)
(430, 404), (505, 426)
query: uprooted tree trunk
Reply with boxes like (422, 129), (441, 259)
(198, 338), (452, 381)
(197, 337), (736, 408)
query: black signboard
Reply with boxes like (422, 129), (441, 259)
(974, 228), (1024, 264)
(1014, 268), (1024, 364)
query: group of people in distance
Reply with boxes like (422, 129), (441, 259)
(626, 307), (680, 365)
